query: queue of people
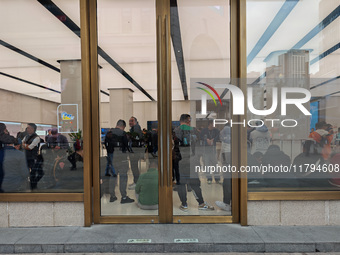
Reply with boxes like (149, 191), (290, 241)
(101, 117), (159, 209)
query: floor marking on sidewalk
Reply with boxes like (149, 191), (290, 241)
(174, 238), (199, 243)
(127, 239), (152, 243)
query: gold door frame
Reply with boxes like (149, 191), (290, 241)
(85, 0), (247, 225)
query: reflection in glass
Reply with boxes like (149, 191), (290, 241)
(0, 0), (83, 193)
(247, 0), (340, 191)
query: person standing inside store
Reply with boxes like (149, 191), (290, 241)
(22, 123), (42, 190)
(249, 123), (271, 154)
(200, 120), (220, 184)
(0, 123), (10, 193)
(215, 123), (232, 211)
(128, 116), (143, 190)
(151, 123), (158, 158)
(104, 130), (117, 177)
(109, 119), (134, 204)
(174, 114), (214, 212)
(1, 135), (29, 192)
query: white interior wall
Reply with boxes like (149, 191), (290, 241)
(0, 89), (58, 126)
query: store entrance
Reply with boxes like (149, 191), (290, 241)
(91, 0), (239, 224)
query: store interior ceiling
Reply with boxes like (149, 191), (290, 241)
(0, 0), (339, 104)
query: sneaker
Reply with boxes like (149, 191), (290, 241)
(198, 203), (215, 210)
(110, 196), (117, 202)
(128, 183), (136, 190)
(215, 179), (220, 184)
(215, 201), (231, 211)
(121, 196), (135, 204)
(105, 173), (111, 177)
(112, 174), (117, 177)
(179, 204), (188, 212)
(207, 180), (212, 184)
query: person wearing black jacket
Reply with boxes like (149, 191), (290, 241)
(102, 120), (134, 204)
(128, 116), (143, 190)
(22, 123), (43, 190)
(104, 130), (117, 177)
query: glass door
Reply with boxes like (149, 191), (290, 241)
(170, 0), (234, 223)
(93, 0), (159, 223)
(92, 0), (238, 224)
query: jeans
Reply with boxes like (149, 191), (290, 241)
(105, 152), (116, 176)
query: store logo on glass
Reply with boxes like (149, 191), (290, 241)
(61, 112), (75, 120)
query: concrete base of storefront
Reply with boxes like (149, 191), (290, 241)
(0, 224), (340, 253)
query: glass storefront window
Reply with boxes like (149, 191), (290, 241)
(97, 0), (158, 216)
(171, 0), (232, 215)
(0, 0), (83, 193)
(246, 0), (340, 191)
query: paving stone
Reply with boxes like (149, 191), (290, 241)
(164, 243), (214, 253)
(0, 228), (33, 244)
(16, 227), (79, 245)
(158, 224), (214, 244)
(315, 242), (340, 252)
(114, 244), (164, 253)
(208, 224), (263, 244)
(64, 244), (114, 253)
(264, 243), (315, 253)
(41, 244), (64, 253)
(212, 243), (265, 253)
(252, 226), (315, 244)
(302, 226), (340, 242)
(0, 244), (14, 253)
(14, 244), (43, 253)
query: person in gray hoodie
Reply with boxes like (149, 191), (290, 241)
(249, 124), (271, 154)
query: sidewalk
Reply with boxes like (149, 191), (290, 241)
(0, 224), (340, 253)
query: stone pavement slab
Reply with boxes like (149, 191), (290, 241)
(252, 226), (315, 252)
(0, 225), (340, 253)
